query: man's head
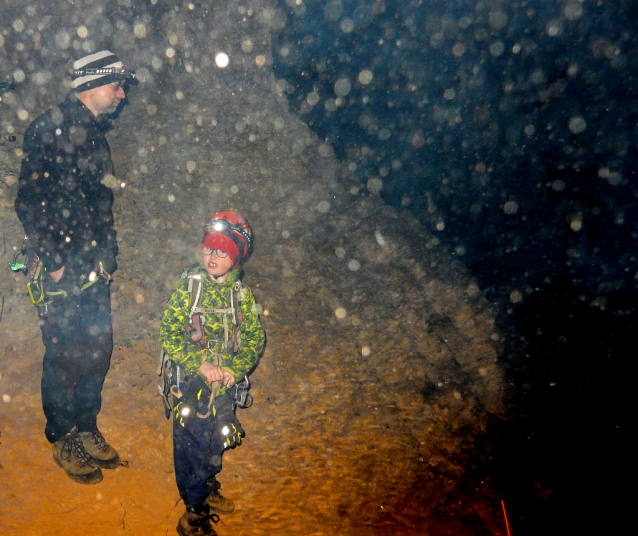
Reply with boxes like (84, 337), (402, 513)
(201, 211), (253, 281)
(71, 51), (136, 117)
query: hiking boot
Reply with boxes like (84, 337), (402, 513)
(78, 430), (121, 469)
(52, 428), (103, 484)
(177, 505), (219, 536)
(205, 489), (235, 514)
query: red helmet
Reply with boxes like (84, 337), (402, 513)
(202, 211), (253, 269)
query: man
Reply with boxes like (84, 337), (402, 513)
(14, 50), (135, 484)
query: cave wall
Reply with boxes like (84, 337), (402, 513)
(1, 0), (504, 530)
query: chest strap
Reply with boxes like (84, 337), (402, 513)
(184, 274), (244, 352)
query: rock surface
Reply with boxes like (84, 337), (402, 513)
(1, 1), (504, 534)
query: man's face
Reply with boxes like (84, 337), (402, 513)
(82, 81), (126, 116)
(202, 248), (234, 281)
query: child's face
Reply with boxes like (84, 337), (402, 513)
(202, 248), (234, 281)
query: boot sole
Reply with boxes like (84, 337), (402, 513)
(53, 455), (103, 484)
(176, 523), (218, 536)
(90, 453), (121, 469)
(206, 502), (235, 514)
(206, 494), (235, 514)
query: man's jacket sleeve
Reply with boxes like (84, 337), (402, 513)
(14, 122), (68, 271)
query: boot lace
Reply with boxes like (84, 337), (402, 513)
(85, 430), (109, 453)
(61, 435), (93, 468)
(197, 512), (220, 529)
(190, 509), (220, 528)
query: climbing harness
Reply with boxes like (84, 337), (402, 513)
(8, 238), (38, 276)
(157, 269), (253, 423)
(230, 376), (253, 409)
(157, 354), (250, 448)
(183, 271), (245, 353)
(8, 236), (112, 317)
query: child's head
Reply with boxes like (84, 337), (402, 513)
(201, 211), (253, 281)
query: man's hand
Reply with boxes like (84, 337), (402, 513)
(198, 361), (236, 387)
(49, 266), (65, 283)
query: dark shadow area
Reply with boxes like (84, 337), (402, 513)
(271, 1), (635, 533)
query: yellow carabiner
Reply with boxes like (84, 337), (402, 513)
(26, 261), (68, 305)
(26, 261), (45, 305)
(26, 280), (45, 305)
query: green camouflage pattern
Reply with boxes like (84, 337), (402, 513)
(160, 267), (265, 383)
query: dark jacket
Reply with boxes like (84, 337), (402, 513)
(15, 92), (118, 277)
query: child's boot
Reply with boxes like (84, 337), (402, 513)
(177, 505), (219, 536)
(206, 489), (235, 514)
(206, 477), (235, 514)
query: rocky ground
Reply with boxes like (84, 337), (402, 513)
(1, 137), (506, 536)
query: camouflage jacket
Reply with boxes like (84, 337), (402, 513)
(160, 267), (265, 383)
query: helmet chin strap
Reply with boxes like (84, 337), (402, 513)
(211, 268), (232, 283)
(213, 259), (242, 282)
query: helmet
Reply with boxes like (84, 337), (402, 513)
(202, 211), (253, 269)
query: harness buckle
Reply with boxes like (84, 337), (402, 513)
(232, 376), (253, 408)
(206, 339), (226, 353)
(98, 262), (113, 281)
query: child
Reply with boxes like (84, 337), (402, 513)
(160, 211), (265, 536)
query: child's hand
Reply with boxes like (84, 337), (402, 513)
(220, 370), (236, 387)
(198, 362), (236, 387)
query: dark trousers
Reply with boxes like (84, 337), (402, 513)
(173, 387), (225, 509)
(39, 279), (113, 443)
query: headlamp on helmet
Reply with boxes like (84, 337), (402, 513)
(202, 211), (253, 269)
(203, 219), (252, 247)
